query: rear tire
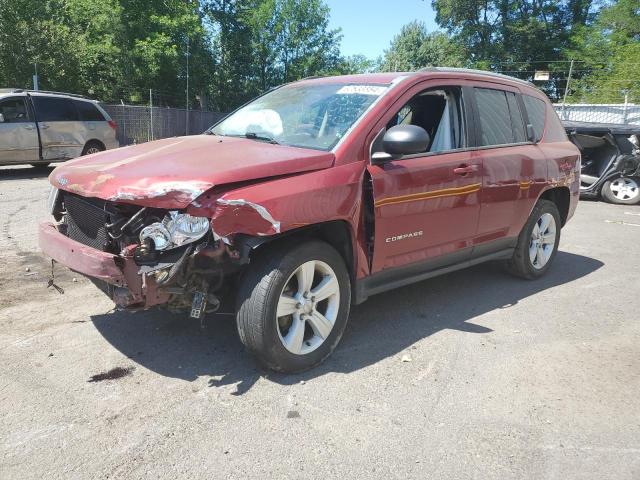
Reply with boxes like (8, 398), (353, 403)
(601, 177), (640, 205)
(81, 141), (105, 156)
(507, 199), (561, 279)
(236, 240), (351, 373)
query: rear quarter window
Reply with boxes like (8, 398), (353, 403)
(522, 95), (546, 142)
(33, 97), (78, 122)
(74, 100), (105, 121)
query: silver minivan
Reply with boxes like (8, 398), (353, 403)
(0, 89), (119, 167)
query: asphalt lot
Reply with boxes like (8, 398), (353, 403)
(1, 164), (639, 480)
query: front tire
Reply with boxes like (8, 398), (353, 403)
(236, 240), (351, 373)
(601, 177), (640, 205)
(507, 199), (561, 279)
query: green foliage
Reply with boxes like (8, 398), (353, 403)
(380, 21), (465, 71)
(567, 0), (640, 103)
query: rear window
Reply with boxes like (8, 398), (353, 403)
(33, 96), (78, 122)
(475, 88), (526, 146)
(74, 100), (105, 121)
(522, 95), (546, 142)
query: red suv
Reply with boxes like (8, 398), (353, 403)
(40, 69), (580, 372)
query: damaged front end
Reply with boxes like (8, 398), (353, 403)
(40, 189), (245, 318)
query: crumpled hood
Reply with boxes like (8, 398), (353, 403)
(50, 135), (335, 209)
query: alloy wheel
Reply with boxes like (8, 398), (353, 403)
(529, 212), (557, 270)
(276, 260), (340, 355)
(85, 147), (101, 155)
(610, 177), (639, 202)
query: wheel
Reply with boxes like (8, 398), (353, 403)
(507, 199), (561, 279)
(81, 141), (105, 156)
(30, 163), (50, 168)
(236, 240), (351, 373)
(601, 177), (640, 205)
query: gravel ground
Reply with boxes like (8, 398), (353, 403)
(1, 164), (639, 480)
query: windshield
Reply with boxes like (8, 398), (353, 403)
(210, 82), (389, 151)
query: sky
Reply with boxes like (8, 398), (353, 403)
(325, 0), (440, 59)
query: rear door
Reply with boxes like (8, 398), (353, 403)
(470, 84), (547, 251)
(0, 96), (39, 164)
(31, 96), (84, 161)
(366, 81), (482, 274)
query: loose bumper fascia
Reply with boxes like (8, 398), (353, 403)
(38, 221), (169, 308)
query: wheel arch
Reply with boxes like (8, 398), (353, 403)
(83, 139), (106, 152)
(236, 220), (357, 290)
(538, 186), (571, 226)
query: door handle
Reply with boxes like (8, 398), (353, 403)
(40, 124), (49, 129)
(23, 124), (35, 130)
(453, 164), (478, 176)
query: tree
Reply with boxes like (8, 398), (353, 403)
(380, 21), (465, 72)
(567, 0), (640, 103)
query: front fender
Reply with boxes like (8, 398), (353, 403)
(187, 162), (366, 240)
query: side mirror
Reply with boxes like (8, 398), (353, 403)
(0, 113), (5, 123)
(372, 125), (430, 165)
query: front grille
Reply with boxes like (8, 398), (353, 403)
(63, 193), (109, 250)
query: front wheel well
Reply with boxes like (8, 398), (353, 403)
(539, 187), (570, 226)
(239, 220), (356, 283)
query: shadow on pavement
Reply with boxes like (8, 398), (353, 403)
(91, 251), (603, 394)
(0, 165), (54, 180)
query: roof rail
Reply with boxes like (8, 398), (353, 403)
(26, 90), (91, 99)
(417, 67), (534, 87)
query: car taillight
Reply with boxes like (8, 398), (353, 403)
(108, 120), (117, 130)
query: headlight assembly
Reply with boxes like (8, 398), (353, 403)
(140, 212), (210, 251)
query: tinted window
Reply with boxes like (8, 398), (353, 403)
(0, 98), (30, 123)
(74, 100), (105, 121)
(522, 95), (546, 142)
(475, 88), (520, 146)
(33, 96), (78, 122)
(506, 92), (526, 143)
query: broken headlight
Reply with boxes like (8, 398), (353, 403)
(139, 212), (210, 251)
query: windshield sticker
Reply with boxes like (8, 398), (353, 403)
(337, 85), (387, 96)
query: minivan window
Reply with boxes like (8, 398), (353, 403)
(33, 96), (78, 122)
(0, 98), (30, 123)
(74, 100), (105, 121)
(475, 88), (526, 146)
(522, 95), (546, 142)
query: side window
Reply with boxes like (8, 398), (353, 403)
(33, 97), (78, 122)
(0, 98), (30, 123)
(74, 100), (105, 121)
(522, 95), (546, 142)
(475, 88), (525, 146)
(381, 87), (465, 154)
(506, 92), (526, 143)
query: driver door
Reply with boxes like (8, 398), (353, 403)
(366, 83), (482, 275)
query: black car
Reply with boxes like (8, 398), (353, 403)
(564, 121), (640, 205)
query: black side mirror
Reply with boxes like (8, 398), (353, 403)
(372, 125), (430, 165)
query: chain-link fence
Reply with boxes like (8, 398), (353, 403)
(554, 103), (640, 125)
(101, 104), (226, 146)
